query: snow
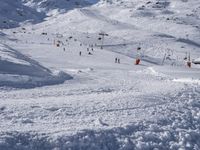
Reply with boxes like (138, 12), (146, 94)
(0, 43), (72, 88)
(0, 0), (200, 149)
(193, 57), (200, 64)
(0, 0), (99, 29)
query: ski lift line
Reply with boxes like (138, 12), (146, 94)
(98, 32), (109, 49)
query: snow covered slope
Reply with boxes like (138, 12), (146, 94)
(0, 43), (72, 88)
(18, 0), (199, 64)
(0, 0), (200, 149)
(0, 0), (46, 29)
(0, 0), (99, 28)
(23, 0), (97, 14)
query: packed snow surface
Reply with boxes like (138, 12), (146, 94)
(0, 0), (200, 149)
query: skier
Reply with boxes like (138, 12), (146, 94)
(187, 52), (192, 68)
(118, 58), (120, 64)
(135, 47), (141, 65)
(115, 58), (118, 63)
(79, 51), (82, 56)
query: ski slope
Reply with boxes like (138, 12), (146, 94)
(0, 0), (200, 149)
(0, 43), (72, 88)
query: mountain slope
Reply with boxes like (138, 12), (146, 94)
(0, 0), (46, 29)
(0, 0), (200, 149)
(0, 0), (99, 29)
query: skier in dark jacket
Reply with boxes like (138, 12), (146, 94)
(115, 58), (118, 63)
(118, 58), (120, 64)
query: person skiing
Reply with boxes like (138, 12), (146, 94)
(115, 57), (118, 63)
(118, 58), (120, 64)
(79, 51), (82, 56)
(135, 47), (141, 65)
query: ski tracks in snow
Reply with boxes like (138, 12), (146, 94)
(0, 82), (199, 149)
(0, 68), (187, 132)
(0, 63), (199, 149)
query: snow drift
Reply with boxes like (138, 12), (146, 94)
(0, 44), (72, 88)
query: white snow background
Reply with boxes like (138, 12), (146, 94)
(0, 0), (200, 149)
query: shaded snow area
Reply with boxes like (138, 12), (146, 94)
(0, 0), (46, 29)
(0, 44), (72, 88)
(0, 0), (200, 149)
(0, 0), (99, 29)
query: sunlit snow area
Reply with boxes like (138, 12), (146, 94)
(0, 0), (200, 149)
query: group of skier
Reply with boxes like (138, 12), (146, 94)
(79, 47), (94, 56)
(115, 58), (120, 64)
(56, 35), (143, 66)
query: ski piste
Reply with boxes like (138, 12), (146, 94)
(0, 0), (200, 149)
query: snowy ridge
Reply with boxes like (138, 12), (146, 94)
(0, 44), (72, 88)
(0, 0), (99, 28)
(0, 0), (46, 29)
(22, 0), (95, 13)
